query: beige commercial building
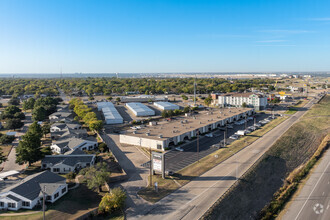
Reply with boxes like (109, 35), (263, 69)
(120, 108), (255, 151)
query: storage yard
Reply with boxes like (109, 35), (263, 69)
(97, 102), (123, 124)
(126, 102), (155, 117)
(120, 107), (254, 150)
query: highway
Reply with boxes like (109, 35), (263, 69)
(281, 147), (330, 220)
(131, 95), (321, 220)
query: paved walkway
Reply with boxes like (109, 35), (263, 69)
(0, 112), (32, 173)
(100, 133), (152, 217)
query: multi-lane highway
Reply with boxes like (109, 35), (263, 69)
(131, 95), (321, 220)
(282, 147), (330, 220)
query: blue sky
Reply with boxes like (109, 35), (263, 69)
(0, 0), (330, 73)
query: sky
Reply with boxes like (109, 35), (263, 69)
(0, 0), (330, 73)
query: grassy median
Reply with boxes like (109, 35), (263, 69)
(138, 116), (288, 203)
(202, 95), (330, 220)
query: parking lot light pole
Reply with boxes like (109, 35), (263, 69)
(197, 130), (200, 162)
(149, 146), (152, 187)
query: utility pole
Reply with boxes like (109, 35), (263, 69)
(43, 185), (46, 220)
(254, 116), (256, 126)
(194, 75), (197, 107)
(224, 129), (226, 147)
(149, 146), (152, 187)
(245, 113), (247, 130)
(197, 130), (200, 162)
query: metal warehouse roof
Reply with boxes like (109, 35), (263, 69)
(126, 102), (155, 117)
(154, 102), (180, 110)
(97, 102), (123, 124)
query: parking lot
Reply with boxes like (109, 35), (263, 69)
(163, 113), (272, 172)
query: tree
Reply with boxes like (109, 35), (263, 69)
(22, 98), (35, 111)
(8, 97), (20, 106)
(115, 97), (121, 102)
(181, 95), (188, 100)
(4, 118), (23, 130)
(107, 96), (113, 101)
(89, 120), (103, 131)
(83, 112), (97, 124)
(41, 146), (52, 156)
(16, 132), (43, 166)
(183, 106), (191, 113)
(0, 134), (15, 145)
(32, 106), (46, 121)
(98, 143), (108, 152)
(28, 121), (43, 139)
(98, 187), (126, 214)
(14, 112), (25, 120)
(242, 102), (247, 108)
(80, 162), (110, 192)
(204, 95), (212, 107)
(161, 110), (169, 118)
(0, 149), (6, 164)
(88, 96), (95, 101)
(1, 105), (22, 119)
(42, 122), (51, 138)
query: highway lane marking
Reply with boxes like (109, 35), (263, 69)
(294, 160), (330, 220)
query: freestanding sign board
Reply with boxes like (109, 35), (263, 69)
(152, 151), (165, 178)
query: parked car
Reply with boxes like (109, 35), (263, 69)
(175, 147), (184, 152)
(229, 135), (239, 140)
(211, 143), (222, 149)
(244, 129), (251, 134)
(165, 170), (174, 176)
(227, 125), (234, 129)
(205, 133), (213, 137)
(235, 130), (246, 136)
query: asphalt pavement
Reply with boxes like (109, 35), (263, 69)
(130, 95), (321, 220)
(281, 148), (330, 220)
(141, 114), (270, 172)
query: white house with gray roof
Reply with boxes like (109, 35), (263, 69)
(0, 171), (67, 211)
(50, 137), (98, 154)
(41, 154), (96, 174)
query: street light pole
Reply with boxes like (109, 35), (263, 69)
(197, 130), (200, 162)
(149, 146), (152, 187)
(43, 185), (46, 220)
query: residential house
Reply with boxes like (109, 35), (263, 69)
(50, 137), (98, 154)
(49, 112), (73, 122)
(41, 154), (96, 174)
(0, 171), (67, 211)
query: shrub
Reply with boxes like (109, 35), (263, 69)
(66, 171), (76, 180)
(98, 187), (126, 214)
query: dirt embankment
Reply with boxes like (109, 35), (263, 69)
(202, 95), (330, 220)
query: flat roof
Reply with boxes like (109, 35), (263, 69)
(154, 101), (179, 109)
(123, 107), (253, 140)
(126, 102), (155, 115)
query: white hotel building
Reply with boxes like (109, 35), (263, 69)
(218, 93), (267, 110)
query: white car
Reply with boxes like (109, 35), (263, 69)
(205, 133), (213, 137)
(229, 135), (239, 140)
(175, 147), (184, 152)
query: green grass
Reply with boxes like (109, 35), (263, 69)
(138, 116), (288, 203)
(202, 95), (330, 220)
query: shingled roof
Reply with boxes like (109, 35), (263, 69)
(1, 171), (66, 201)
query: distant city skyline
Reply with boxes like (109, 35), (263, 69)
(1, 0), (330, 73)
